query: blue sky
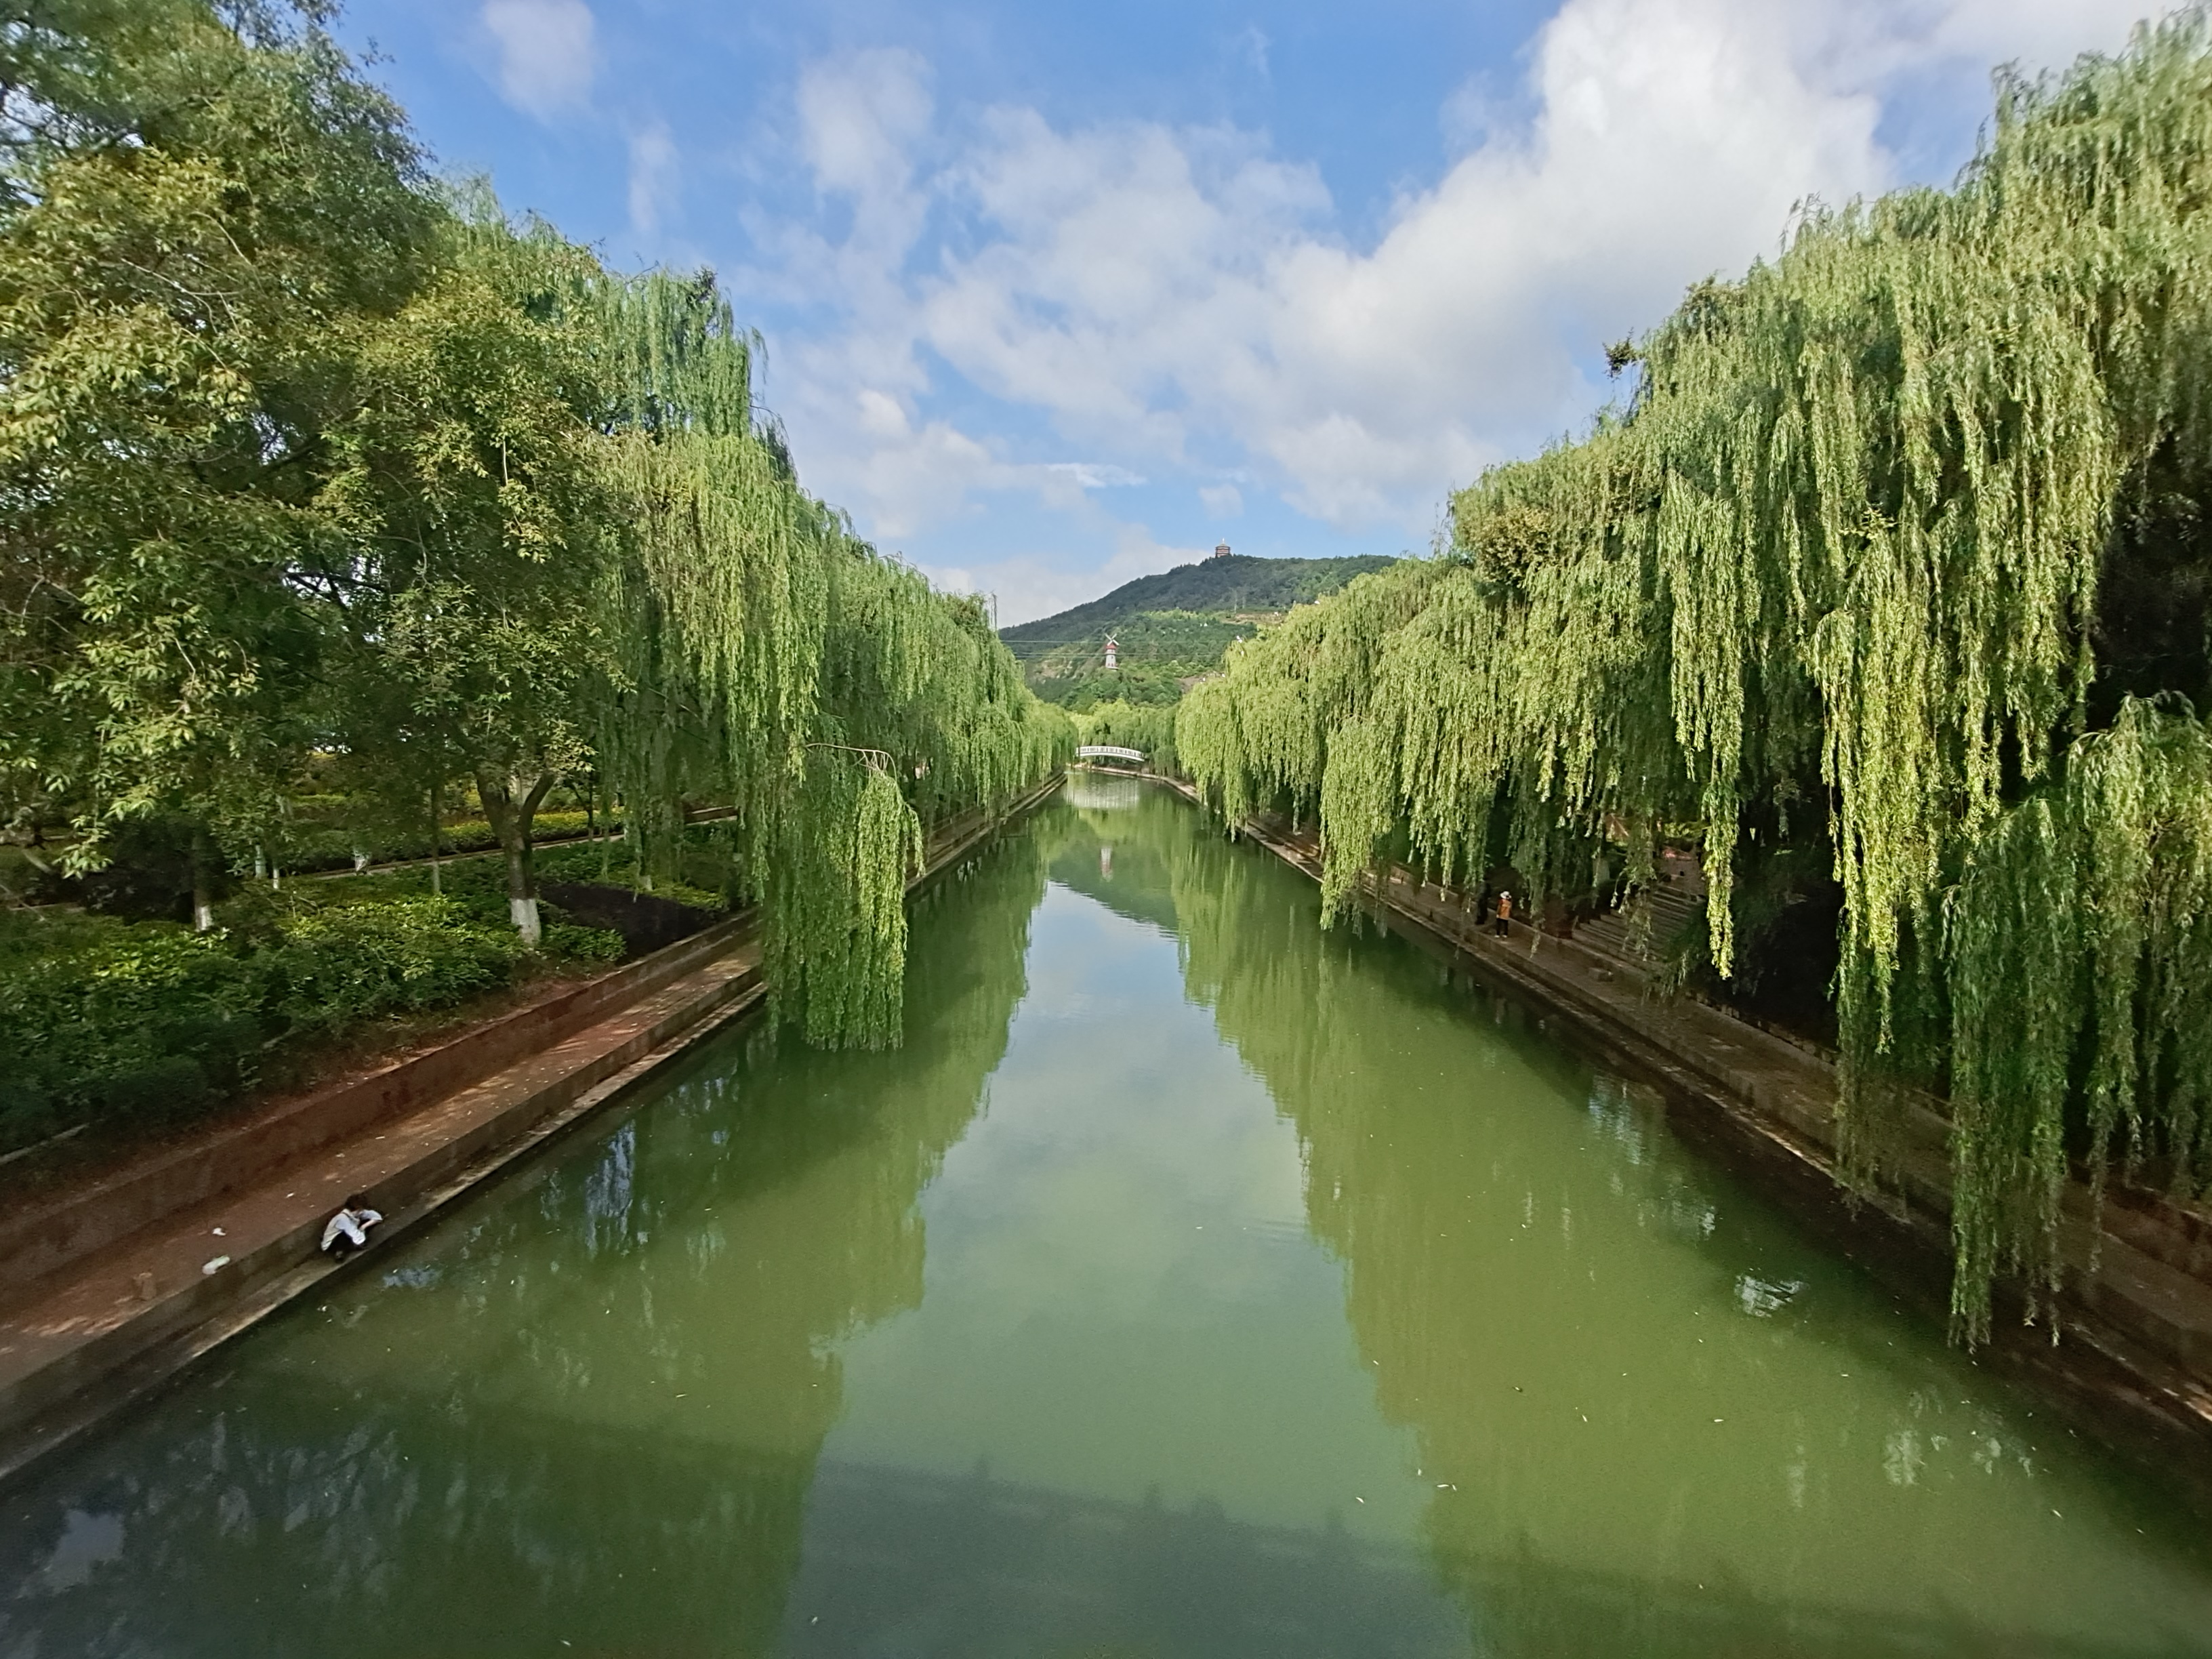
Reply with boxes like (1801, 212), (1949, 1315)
(340, 0), (2145, 621)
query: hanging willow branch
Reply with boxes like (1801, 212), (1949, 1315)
(806, 741), (896, 768)
(1181, 15), (2212, 1336)
(591, 269), (1073, 1049)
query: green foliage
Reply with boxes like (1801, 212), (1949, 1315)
(1025, 611), (1248, 709)
(314, 203), (619, 944)
(1183, 19), (2212, 1334)
(0, 0), (434, 857)
(764, 752), (924, 1049)
(999, 554), (1401, 663)
(1074, 701), (1180, 775)
(276, 808), (607, 874)
(1036, 666), (1188, 712)
(596, 273), (1071, 1044)
(0, 893), (579, 1152)
(354, 827), (730, 918)
(1, 5), (1070, 1078)
(1944, 697), (2212, 1339)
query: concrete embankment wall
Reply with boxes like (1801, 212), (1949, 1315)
(1126, 771), (2212, 1492)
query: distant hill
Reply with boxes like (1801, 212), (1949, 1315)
(1002, 554), (1399, 708)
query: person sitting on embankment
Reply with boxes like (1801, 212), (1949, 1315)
(319, 1194), (384, 1258)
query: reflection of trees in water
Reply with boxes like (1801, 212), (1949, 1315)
(4, 1381), (819, 1659)
(782, 1459), (1465, 1659)
(777, 1455), (2147, 1659)
(1040, 789), (1218, 939)
(1141, 790), (2209, 1658)
(1062, 772), (1143, 813)
(0, 828), (1050, 1659)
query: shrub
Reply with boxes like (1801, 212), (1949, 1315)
(266, 809), (612, 875)
(0, 893), (621, 1153)
(257, 898), (529, 1036)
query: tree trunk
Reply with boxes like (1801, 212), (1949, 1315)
(478, 769), (557, 944)
(190, 826), (216, 933)
(429, 778), (443, 896)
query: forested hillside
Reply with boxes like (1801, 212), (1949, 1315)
(1002, 554), (1396, 707)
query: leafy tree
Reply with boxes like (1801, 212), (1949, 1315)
(0, 0), (433, 913)
(316, 209), (614, 943)
(600, 271), (1071, 1042)
(1, 3), (1073, 1059)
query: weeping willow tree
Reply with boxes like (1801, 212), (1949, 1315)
(592, 272), (1071, 1049)
(1183, 15), (2212, 1339)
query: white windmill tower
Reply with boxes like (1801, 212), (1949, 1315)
(1103, 632), (1119, 672)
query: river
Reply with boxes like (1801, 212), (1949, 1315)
(5, 777), (2211, 1658)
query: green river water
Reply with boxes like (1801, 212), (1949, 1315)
(5, 777), (2212, 1658)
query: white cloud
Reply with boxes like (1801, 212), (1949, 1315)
(1233, 24), (1271, 79)
(1045, 463), (1147, 489)
(797, 47), (935, 200)
(1820, 0), (2143, 83)
(626, 121), (678, 234)
(911, 0), (1894, 532)
(480, 0), (597, 119)
(743, 0), (2145, 584)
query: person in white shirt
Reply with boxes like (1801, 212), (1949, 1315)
(319, 1193), (384, 1258)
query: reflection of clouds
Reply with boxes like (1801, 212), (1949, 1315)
(1023, 885), (1170, 1015)
(29, 1509), (123, 1593)
(925, 887), (1315, 1328)
(822, 874), (1422, 1537)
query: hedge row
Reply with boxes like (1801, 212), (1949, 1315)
(0, 894), (623, 1155)
(261, 808), (611, 875)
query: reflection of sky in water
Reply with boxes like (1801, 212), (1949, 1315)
(823, 884), (1432, 1541)
(31, 1510), (122, 1593)
(7, 794), (2212, 1659)
(1063, 773), (1144, 813)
